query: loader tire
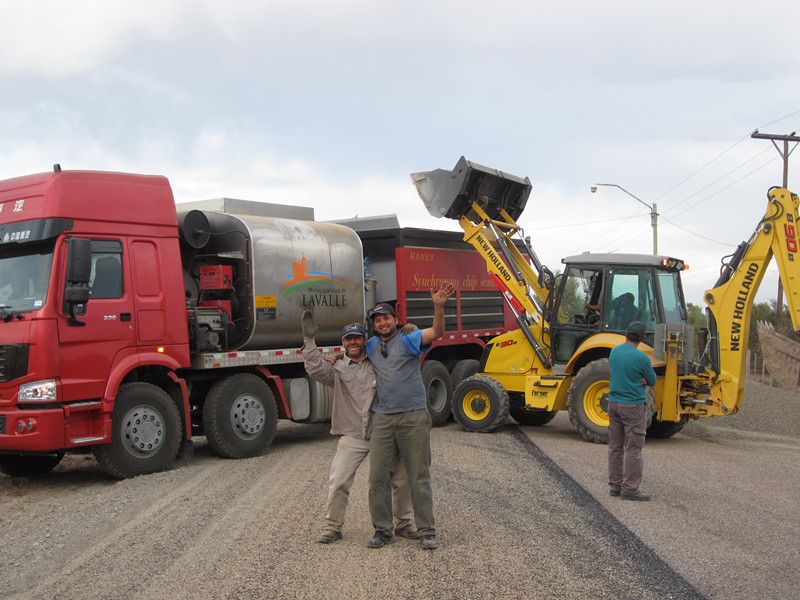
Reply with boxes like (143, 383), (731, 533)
(647, 415), (689, 439)
(0, 452), (64, 477)
(203, 374), (278, 459)
(93, 382), (182, 479)
(567, 359), (610, 444)
(452, 375), (509, 432)
(422, 360), (452, 427)
(449, 359), (480, 387)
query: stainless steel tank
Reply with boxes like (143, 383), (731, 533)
(230, 214), (364, 349)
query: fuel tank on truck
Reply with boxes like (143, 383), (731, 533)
(180, 208), (365, 350)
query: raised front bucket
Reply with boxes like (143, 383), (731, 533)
(411, 156), (532, 221)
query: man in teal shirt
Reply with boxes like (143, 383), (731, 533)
(608, 321), (656, 501)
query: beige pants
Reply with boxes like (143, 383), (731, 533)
(324, 435), (414, 533)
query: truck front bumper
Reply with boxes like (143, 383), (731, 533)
(0, 407), (66, 453)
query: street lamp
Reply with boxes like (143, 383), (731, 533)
(591, 183), (658, 255)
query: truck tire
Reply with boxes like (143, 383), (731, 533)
(422, 360), (453, 426)
(202, 373), (278, 459)
(509, 402), (558, 427)
(452, 375), (509, 432)
(0, 452), (64, 477)
(450, 359), (480, 387)
(647, 415), (689, 438)
(93, 382), (182, 479)
(567, 359), (610, 444)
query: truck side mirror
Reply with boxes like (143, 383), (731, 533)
(65, 238), (91, 326)
(66, 238), (92, 284)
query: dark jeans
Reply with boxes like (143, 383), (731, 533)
(369, 408), (435, 536)
(608, 402), (647, 494)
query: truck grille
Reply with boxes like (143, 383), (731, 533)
(0, 344), (30, 382)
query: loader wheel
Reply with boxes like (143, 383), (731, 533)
(0, 452), (64, 477)
(449, 359), (480, 387)
(203, 373), (278, 459)
(509, 395), (558, 427)
(93, 382), (182, 479)
(647, 415), (689, 439)
(567, 359), (610, 444)
(422, 360), (453, 427)
(452, 375), (509, 432)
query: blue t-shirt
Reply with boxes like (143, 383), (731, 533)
(366, 329), (431, 414)
(608, 342), (657, 405)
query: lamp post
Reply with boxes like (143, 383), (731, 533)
(591, 183), (658, 255)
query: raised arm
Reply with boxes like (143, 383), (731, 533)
(301, 310), (335, 387)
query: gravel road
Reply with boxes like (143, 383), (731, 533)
(1, 423), (699, 599)
(1, 380), (795, 599)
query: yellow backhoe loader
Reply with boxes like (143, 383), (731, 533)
(411, 157), (800, 442)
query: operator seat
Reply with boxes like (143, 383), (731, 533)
(90, 256), (122, 298)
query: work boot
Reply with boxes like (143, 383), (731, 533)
(367, 531), (395, 549)
(609, 486), (621, 497)
(394, 525), (419, 540)
(316, 530), (342, 544)
(620, 490), (650, 502)
(420, 535), (439, 550)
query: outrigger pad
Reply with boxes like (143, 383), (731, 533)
(411, 156), (532, 221)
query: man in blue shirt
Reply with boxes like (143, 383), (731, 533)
(365, 282), (454, 550)
(608, 321), (657, 501)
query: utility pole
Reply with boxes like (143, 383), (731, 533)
(750, 130), (800, 328)
(591, 183), (658, 255)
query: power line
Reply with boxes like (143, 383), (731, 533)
(659, 215), (735, 246)
(526, 211), (643, 231)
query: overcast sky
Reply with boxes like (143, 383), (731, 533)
(2, 1), (799, 304)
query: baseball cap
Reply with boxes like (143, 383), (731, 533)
(341, 323), (367, 338)
(626, 321), (646, 342)
(367, 303), (396, 320)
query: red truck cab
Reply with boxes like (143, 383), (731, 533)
(0, 169), (191, 475)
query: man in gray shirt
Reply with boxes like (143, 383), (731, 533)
(301, 312), (415, 544)
(365, 282), (454, 550)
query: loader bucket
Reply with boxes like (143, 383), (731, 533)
(411, 156), (532, 221)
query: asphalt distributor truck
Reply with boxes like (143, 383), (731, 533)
(0, 168), (516, 478)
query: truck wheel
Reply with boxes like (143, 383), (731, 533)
(0, 452), (64, 477)
(422, 360), (453, 426)
(509, 403), (558, 427)
(202, 373), (278, 459)
(450, 359), (480, 386)
(647, 416), (689, 438)
(452, 375), (509, 432)
(567, 359), (610, 444)
(93, 382), (182, 479)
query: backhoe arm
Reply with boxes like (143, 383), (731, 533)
(703, 187), (800, 412)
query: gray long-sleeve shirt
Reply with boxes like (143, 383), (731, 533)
(302, 340), (376, 439)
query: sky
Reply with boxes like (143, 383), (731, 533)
(2, 1), (800, 305)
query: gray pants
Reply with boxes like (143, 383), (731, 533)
(608, 402), (647, 494)
(369, 408), (435, 537)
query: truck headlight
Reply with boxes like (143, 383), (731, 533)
(18, 379), (57, 403)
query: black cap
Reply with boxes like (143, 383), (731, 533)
(368, 303), (396, 320)
(626, 321), (646, 342)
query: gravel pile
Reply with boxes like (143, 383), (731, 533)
(704, 380), (800, 438)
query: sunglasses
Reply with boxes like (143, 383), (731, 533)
(380, 341), (388, 358)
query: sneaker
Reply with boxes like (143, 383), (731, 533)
(394, 525), (419, 540)
(609, 486), (621, 497)
(367, 531), (395, 548)
(420, 535), (438, 550)
(620, 490), (650, 502)
(316, 530), (342, 544)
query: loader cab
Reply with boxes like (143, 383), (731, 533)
(549, 254), (688, 363)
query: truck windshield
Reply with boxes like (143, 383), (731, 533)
(0, 245), (54, 314)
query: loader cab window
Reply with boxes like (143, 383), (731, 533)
(604, 268), (657, 333)
(555, 268), (604, 326)
(658, 271), (687, 325)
